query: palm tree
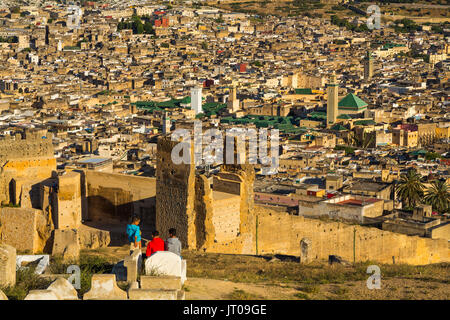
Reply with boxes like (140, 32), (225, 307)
(349, 131), (374, 149)
(396, 169), (425, 209)
(424, 180), (450, 214)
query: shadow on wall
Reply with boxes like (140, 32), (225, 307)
(85, 195), (156, 246)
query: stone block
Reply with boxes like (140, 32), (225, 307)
(24, 290), (60, 300)
(16, 255), (50, 275)
(83, 274), (127, 300)
(0, 289), (7, 300)
(0, 207), (52, 253)
(140, 275), (182, 290)
(77, 225), (111, 249)
(124, 256), (138, 283)
(145, 251), (186, 284)
(52, 229), (80, 263)
(299, 238), (312, 264)
(47, 277), (79, 300)
(0, 244), (16, 288)
(127, 289), (177, 300)
(56, 171), (82, 229)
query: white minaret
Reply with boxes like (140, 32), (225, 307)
(57, 40), (62, 51)
(191, 86), (203, 115)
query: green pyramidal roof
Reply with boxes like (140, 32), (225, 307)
(338, 93), (368, 110)
(330, 124), (347, 131)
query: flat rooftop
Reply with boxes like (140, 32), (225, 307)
(77, 157), (111, 164)
(346, 180), (390, 192)
(337, 198), (380, 207)
(212, 191), (240, 201)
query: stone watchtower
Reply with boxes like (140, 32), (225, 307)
(156, 136), (196, 249)
(363, 50), (374, 81)
(155, 135), (256, 254)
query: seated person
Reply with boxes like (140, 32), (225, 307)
(146, 230), (165, 257)
(165, 228), (182, 258)
(126, 216), (141, 251)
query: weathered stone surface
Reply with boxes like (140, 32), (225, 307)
(0, 207), (53, 253)
(140, 275), (182, 291)
(156, 137), (196, 249)
(55, 171), (82, 229)
(52, 229), (80, 263)
(47, 277), (78, 300)
(124, 256), (137, 284)
(255, 207), (450, 265)
(299, 238), (312, 264)
(83, 274), (127, 300)
(127, 289), (177, 300)
(16, 255), (50, 275)
(77, 225), (111, 249)
(145, 251), (186, 284)
(24, 290), (60, 300)
(0, 244), (16, 288)
(0, 289), (8, 300)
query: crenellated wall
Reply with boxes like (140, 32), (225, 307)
(0, 132), (55, 205)
(254, 207), (449, 265)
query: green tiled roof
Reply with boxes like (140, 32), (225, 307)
(337, 114), (352, 119)
(338, 93), (368, 110)
(295, 88), (313, 95)
(330, 124), (347, 131)
(354, 119), (376, 126)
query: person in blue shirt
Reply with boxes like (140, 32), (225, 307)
(126, 216), (141, 250)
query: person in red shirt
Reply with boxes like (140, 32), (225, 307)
(146, 230), (165, 257)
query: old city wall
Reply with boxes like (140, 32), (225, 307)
(255, 207), (449, 265)
(155, 138), (447, 265)
(0, 134), (55, 204)
(85, 170), (156, 226)
(194, 175), (214, 250)
(156, 137), (196, 248)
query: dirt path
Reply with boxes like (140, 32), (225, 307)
(185, 278), (299, 300)
(184, 277), (450, 300)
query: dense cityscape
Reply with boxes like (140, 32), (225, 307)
(0, 0), (448, 303)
